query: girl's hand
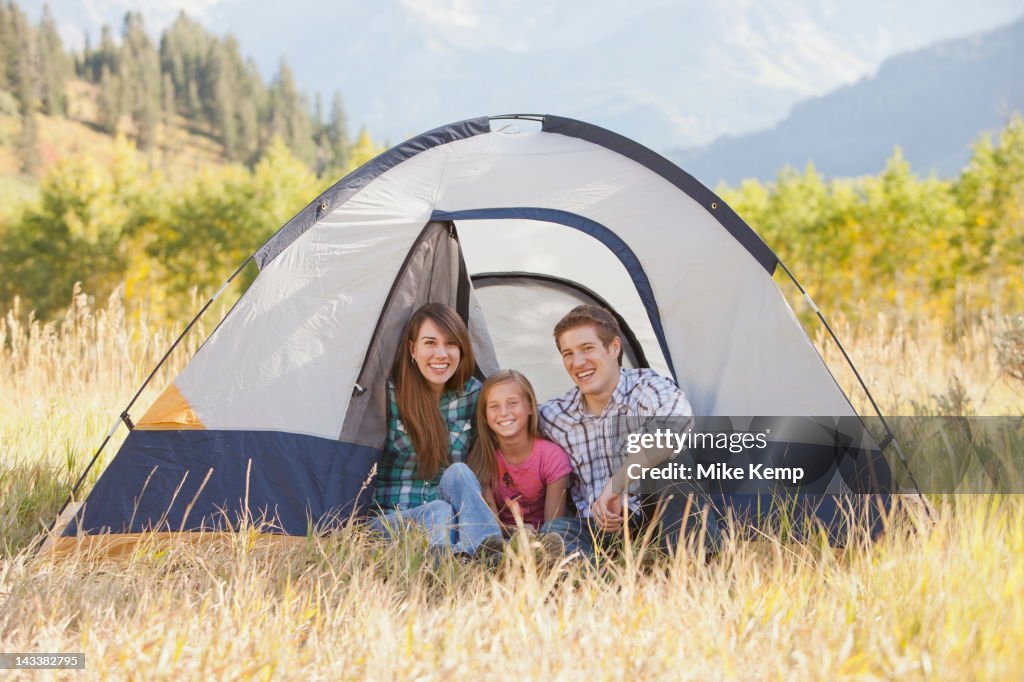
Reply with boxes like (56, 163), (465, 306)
(544, 475), (569, 523)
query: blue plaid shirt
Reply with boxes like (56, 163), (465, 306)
(374, 376), (482, 511)
(539, 368), (692, 518)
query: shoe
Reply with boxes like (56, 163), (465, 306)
(475, 534), (505, 567)
(534, 531), (566, 567)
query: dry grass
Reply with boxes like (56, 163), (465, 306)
(1, 501), (1023, 680)
(827, 316), (1023, 416)
(2, 289), (1023, 680)
(0, 285), (206, 553)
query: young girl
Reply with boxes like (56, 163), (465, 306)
(470, 370), (572, 531)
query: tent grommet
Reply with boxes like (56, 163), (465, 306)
(711, 201), (718, 210)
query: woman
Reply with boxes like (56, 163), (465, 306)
(371, 303), (503, 556)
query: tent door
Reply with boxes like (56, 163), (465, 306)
(338, 221), (498, 447)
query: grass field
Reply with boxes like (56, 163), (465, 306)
(1, 289), (1023, 680)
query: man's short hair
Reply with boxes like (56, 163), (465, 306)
(553, 304), (624, 364)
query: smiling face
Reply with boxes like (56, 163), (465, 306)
(409, 317), (461, 395)
(484, 380), (532, 443)
(557, 324), (622, 414)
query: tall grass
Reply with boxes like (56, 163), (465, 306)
(1, 500), (1022, 679)
(1, 288), (1023, 679)
(0, 285), (203, 553)
(814, 309), (1024, 416)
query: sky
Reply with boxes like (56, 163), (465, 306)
(17, 0), (1024, 151)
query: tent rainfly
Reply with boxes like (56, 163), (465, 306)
(47, 114), (898, 556)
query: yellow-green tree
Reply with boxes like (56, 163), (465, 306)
(956, 114), (1024, 314)
(147, 137), (323, 314)
(0, 137), (166, 318)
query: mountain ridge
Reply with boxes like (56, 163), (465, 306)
(671, 14), (1024, 185)
(17, 0), (1024, 153)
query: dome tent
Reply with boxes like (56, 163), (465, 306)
(48, 115), (898, 555)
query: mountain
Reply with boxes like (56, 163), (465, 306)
(671, 15), (1024, 186)
(17, 0), (1024, 153)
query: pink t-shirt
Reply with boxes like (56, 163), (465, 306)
(492, 438), (572, 528)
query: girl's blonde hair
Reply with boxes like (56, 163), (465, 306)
(469, 369), (540, 487)
(393, 303), (476, 480)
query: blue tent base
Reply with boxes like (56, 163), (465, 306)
(710, 493), (891, 545)
(64, 430), (380, 537)
(65, 432), (890, 549)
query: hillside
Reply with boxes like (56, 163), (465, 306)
(671, 15), (1024, 185)
(0, 78), (228, 187)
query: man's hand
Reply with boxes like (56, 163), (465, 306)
(590, 482), (624, 532)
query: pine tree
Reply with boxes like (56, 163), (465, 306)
(76, 32), (90, 78)
(313, 92), (323, 131)
(186, 78), (200, 122)
(160, 12), (209, 122)
(221, 38), (261, 163)
(89, 25), (118, 82)
(245, 58), (268, 159)
(159, 14), (186, 109)
(291, 91), (315, 163)
(97, 63), (121, 133)
(120, 11), (161, 150)
(9, 1), (39, 173)
(232, 95), (256, 163)
(231, 57), (264, 164)
(161, 71), (175, 128)
(0, 2), (12, 94)
(205, 39), (238, 158)
(268, 59), (318, 163)
(36, 4), (69, 116)
(313, 92), (327, 174)
(267, 57), (294, 144)
(327, 92), (350, 171)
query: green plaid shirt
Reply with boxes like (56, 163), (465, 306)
(374, 376), (482, 511)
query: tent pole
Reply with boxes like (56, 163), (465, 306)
(776, 260), (929, 508)
(42, 256), (256, 546)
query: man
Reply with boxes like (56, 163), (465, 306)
(538, 304), (721, 559)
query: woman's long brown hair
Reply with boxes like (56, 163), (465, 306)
(468, 370), (540, 489)
(393, 303), (475, 480)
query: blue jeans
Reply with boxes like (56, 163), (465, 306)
(370, 462), (501, 554)
(657, 484), (722, 555)
(537, 515), (601, 559)
(540, 488), (722, 561)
